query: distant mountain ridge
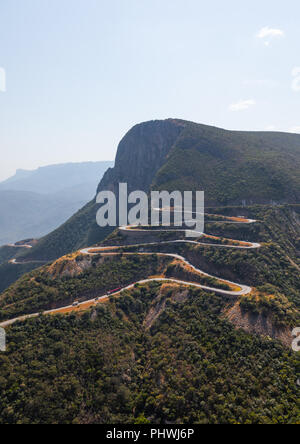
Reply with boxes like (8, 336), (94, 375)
(0, 161), (114, 195)
(0, 161), (113, 245)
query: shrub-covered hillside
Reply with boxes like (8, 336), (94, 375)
(0, 284), (299, 424)
(153, 122), (300, 205)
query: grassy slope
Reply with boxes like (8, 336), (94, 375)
(0, 201), (112, 292)
(153, 123), (300, 205)
(1, 122), (299, 424)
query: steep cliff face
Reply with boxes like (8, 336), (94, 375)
(7, 119), (300, 273)
(100, 118), (300, 206)
(98, 119), (185, 193)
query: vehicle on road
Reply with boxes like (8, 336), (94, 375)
(72, 301), (79, 307)
(107, 287), (122, 295)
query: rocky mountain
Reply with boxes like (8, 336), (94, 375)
(18, 119), (300, 262)
(15, 120), (188, 262)
(100, 118), (300, 205)
(98, 119), (185, 194)
(0, 120), (299, 424)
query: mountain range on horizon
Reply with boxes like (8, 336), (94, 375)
(0, 162), (114, 195)
(0, 161), (113, 245)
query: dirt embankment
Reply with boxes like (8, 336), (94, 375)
(144, 284), (189, 330)
(224, 301), (293, 348)
(47, 253), (107, 278)
(165, 260), (235, 292)
(183, 249), (256, 285)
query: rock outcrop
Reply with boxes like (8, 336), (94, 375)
(98, 119), (186, 194)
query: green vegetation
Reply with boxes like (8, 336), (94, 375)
(183, 243), (300, 306)
(0, 285), (299, 424)
(0, 255), (170, 322)
(0, 262), (41, 294)
(1, 205), (299, 330)
(240, 285), (298, 328)
(0, 246), (20, 265)
(0, 121), (299, 425)
(153, 122), (300, 206)
(12, 120), (300, 279)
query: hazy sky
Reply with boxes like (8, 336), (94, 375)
(0, 0), (299, 181)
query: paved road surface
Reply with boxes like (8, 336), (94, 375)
(0, 213), (260, 328)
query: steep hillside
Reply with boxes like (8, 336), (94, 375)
(153, 122), (300, 205)
(4, 119), (300, 289)
(17, 201), (112, 262)
(0, 190), (90, 245)
(0, 245), (27, 265)
(21, 119), (300, 261)
(17, 120), (186, 263)
(0, 204), (299, 424)
(1, 205), (299, 332)
(98, 119), (185, 194)
(0, 261), (41, 294)
(0, 284), (299, 424)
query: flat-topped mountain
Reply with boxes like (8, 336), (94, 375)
(20, 119), (300, 262)
(0, 161), (114, 196)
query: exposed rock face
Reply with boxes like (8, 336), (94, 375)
(224, 301), (293, 348)
(14, 118), (300, 272)
(98, 119), (186, 194)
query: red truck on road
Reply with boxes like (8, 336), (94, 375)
(107, 287), (122, 295)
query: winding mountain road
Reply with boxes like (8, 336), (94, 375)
(0, 213), (261, 328)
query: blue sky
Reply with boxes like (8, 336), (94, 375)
(0, 0), (299, 180)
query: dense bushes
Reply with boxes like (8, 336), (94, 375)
(0, 255), (171, 322)
(0, 286), (299, 424)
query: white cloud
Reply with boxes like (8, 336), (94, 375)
(292, 67), (300, 92)
(229, 100), (256, 112)
(257, 27), (284, 39)
(265, 125), (277, 131)
(256, 26), (284, 46)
